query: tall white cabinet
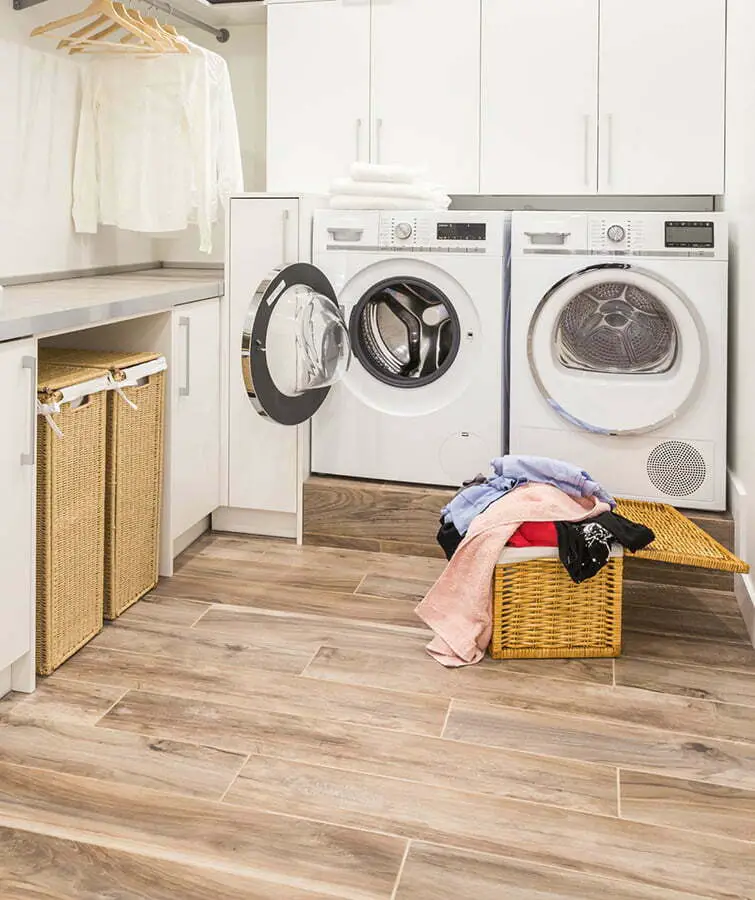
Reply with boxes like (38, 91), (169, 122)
(267, 0), (481, 194)
(481, 0), (726, 195)
(0, 340), (36, 693)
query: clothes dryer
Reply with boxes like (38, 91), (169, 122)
(509, 211), (728, 510)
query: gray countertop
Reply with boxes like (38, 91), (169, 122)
(0, 268), (224, 342)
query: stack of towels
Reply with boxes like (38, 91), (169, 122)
(329, 163), (451, 210)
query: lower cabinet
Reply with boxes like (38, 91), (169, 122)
(170, 298), (222, 543)
(0, 339), (36, 691)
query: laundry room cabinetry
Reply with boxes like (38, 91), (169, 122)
(266, 0), (371, 195)
(480, 0), (725, 196)
(598, 0), (725, 195)
(267, 0), (480, 194)
(0, 339), (36, 693)
(171, 298), (222, 545)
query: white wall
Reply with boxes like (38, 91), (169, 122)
(0, 3), (156, 280)
(154, 23), (267, 264)
(724, 0), (755, 644)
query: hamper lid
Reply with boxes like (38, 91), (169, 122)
(615, 499), (749, 574)
(37, 361), (110, 401)
(39, 348), (163, 376)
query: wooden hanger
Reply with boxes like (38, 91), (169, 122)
(143, 15), (189, 53)
(31, 0), (164, 53)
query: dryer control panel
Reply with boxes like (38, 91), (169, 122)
(510, 211), (727, 261)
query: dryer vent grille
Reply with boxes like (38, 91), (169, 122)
(646, 441), (706, 497)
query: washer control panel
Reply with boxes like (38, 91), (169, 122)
(315, 210), (508, 258)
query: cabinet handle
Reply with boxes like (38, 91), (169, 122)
(21, 356), (35, 466)
(355, 118), (362, 161)
(375, 117), (383, 163)
(583, 114), (591, 188)
(605, 114), (614, 188)
(179, 316), (191, 397)
(281, 208), (290, 264)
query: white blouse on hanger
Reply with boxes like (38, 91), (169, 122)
(72, 41), (242, 252)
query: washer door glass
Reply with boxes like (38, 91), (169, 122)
(529, 265), (703, 435)
(350, 277), (460, 388)
(242, 263), (351, 426)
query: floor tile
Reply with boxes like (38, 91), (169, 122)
(224, 755), (754, 899)
(97, 690), (617, 815)
(615, 656), (755, 707)
(394, 842), (704, 900)
(306, 647), (755, 744)
(444, 701), (755, 791)
(0, 824), (340, 900)
(59, 650), (448, 736)
(0, 762), (405, 900)
(619, 770), (755, 842)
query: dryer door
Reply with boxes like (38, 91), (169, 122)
(241, 263), (352, 426)
(528, 264), (703, 435)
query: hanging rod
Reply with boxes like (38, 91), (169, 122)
(12, 0), (231, 43)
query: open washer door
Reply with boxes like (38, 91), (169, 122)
(529, 264), (703, 435)
(241, 263), (351, 426)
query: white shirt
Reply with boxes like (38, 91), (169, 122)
(72, 42), (242, 252)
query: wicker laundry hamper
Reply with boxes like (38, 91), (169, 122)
(39, 348), (167, 620)
(490, 499), (750, 661)
(36, 362), (110, 675)
(491, 546), (624, 659)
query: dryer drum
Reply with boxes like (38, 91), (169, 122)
(556, 280), (678, 375)
(350, 277), (461, 388)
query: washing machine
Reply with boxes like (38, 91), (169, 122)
(303, 209), (511, 486)
(509, 211), (728, 510)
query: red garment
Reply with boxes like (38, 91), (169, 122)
(507, 521), (559, 548)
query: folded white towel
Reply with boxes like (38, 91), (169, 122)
(331, 178), (444, 202)
(329, 194), (451, 211)
(350, 162), (424, 184)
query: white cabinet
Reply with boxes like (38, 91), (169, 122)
(598, 0), (725, 195)
(227, 197), (301, 520)
(370, 0), (480, 192)
(267, 0), (480, 194)
(480, 0), (725, 196)
(171, 298), (222, 542)
(481, 0), (598, 195)
(267, 0), (371, 193)
(0, 340), (35, 690)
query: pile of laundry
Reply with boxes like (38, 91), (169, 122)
(328, 162), (451, 210)
(416, 455), (655, 668)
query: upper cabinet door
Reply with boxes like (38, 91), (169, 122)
(481, 0), (599, 195)
(599, 0), (725, 195)
(370, 0), (481, 193)
(266, 0), (371, 193)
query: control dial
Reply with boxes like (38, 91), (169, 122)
(395, 222), (413, 240)
(607, 224), (626, 243)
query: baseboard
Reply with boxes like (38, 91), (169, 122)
(0, 664), (12, 700)
(212, 506), (297, 539)
(728, 469), (755, 647)
(173, 516), (211, 558)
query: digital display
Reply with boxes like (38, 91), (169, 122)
(665, 221), (714, 248)
(437, 222), (486, 241)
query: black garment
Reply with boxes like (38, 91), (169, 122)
(555, 520), (614, 584)
(556, 511), (655, 584)
(437, 518), (463, 560)
(593, 511), (655, 552)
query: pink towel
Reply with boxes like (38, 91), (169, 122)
(415, 483), (611, 667)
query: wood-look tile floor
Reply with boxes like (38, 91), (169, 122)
(1, 532), (755, 899)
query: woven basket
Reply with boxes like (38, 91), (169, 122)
(490, 547), (623, 660)
(36, 362), (109, 675)
(40, 349), (166, 619)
